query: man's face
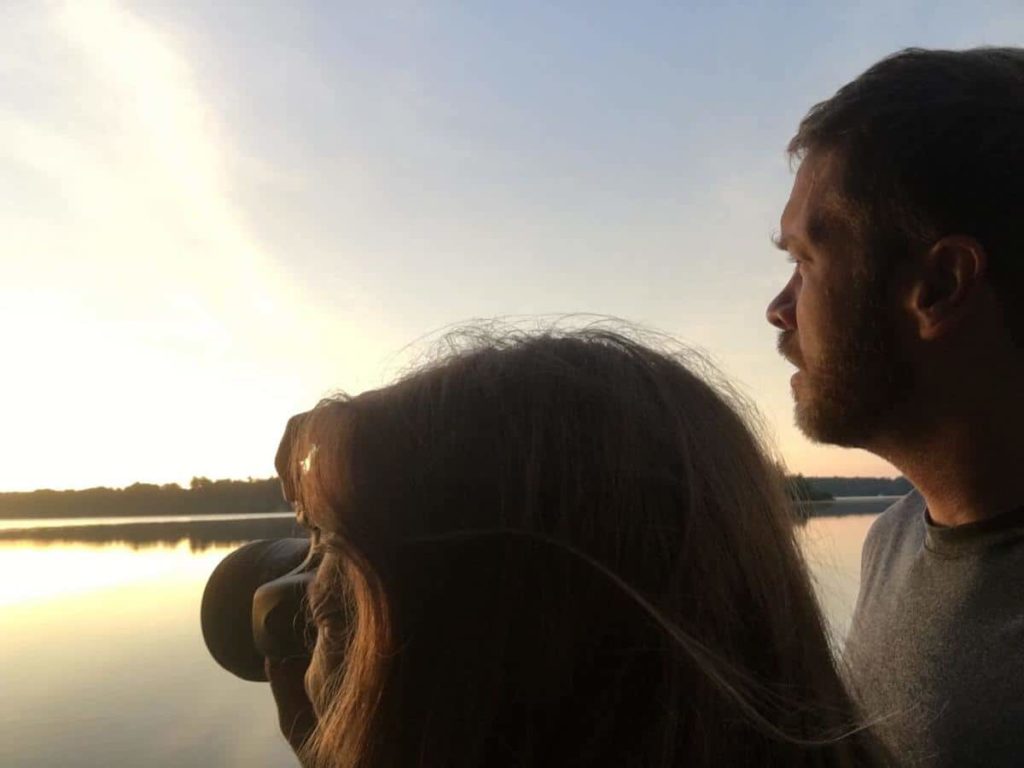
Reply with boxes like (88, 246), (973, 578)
(766, 151), (908, 447)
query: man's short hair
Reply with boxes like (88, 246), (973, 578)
(790, 47), (1024, 338)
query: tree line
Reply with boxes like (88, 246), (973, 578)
(0, 474), (912, 520)
(0, 477), (289, 520)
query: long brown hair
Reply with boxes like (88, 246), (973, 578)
(283, 326), (885, 767)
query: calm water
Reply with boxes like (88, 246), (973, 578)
(0, 500), (893, 768)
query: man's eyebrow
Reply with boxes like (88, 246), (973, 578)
(772, 210), (838, 253)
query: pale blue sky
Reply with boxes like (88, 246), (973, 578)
(2, 1), (1020, 490)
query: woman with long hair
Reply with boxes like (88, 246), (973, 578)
(269, 327), (886, 767)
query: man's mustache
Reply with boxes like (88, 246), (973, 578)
(776, 332), (804, 369)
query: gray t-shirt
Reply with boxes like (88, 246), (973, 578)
(846, 491), (1024, 767)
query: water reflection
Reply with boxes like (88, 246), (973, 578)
(0, 516), (306, 552)
(799, 513), (877, 643)
(0, 518), (303, 768)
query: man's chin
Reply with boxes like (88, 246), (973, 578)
(794, 395), (874, 448)
(792, 378), (851, 445)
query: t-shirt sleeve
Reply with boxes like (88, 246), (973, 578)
(856, 492), (919, 600)
(859, 513), (886, 584)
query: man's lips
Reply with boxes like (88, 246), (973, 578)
(776, 333), (804, 370)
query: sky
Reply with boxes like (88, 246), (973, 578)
(1, 1), (1021, 492)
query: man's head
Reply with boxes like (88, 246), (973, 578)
(768, 47), (1024, 449)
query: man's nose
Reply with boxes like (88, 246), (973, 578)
(766, 279), (797, 331)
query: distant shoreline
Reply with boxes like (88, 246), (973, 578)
(0, 477), (288, 521)
(0, 475), (908, 522)
(0, 510), (296, 531)
(798, 496), (902, 519)
(0, 496), (903, 528)
(0, 499), (900, 549)
(0, 512), (305, 550)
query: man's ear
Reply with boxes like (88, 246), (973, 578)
(907, 235), (988, 340)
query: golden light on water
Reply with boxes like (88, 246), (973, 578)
(0, 537), (296, 768)
(0, 541), (227, 609)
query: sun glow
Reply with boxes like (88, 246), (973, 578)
(0, 1), (385, 492)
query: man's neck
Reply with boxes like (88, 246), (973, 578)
(874, 408), (1024, 528)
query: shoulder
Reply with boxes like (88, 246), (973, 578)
(862, 491), (925, 571)
(851, 491), (925, 636)
(865, 491), (923, 544)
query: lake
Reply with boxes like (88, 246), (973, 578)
(0, 499), (894, 767)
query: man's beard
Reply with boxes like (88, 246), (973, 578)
(782, 280), (910, 448)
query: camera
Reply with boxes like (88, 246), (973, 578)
(200, 537), (321, 682)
